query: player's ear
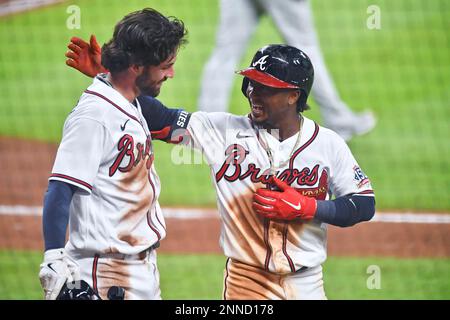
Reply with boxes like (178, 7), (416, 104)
(288, 90), (300, 106)
(130, 64), (144, 75)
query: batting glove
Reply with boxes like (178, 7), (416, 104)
(39, 248), (80, 300)
(65, 35), (106, 77)
(253, 176), (317, 221)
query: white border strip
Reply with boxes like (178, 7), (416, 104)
(0, 205), (449, 224)
(371, 213), (450, 224)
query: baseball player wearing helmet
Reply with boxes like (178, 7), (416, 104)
(66, 40), (375, 299)
(198, 0), (376, 141)
(39, 8), (187, 300)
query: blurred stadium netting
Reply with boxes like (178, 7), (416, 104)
(0, 0), (449, 299)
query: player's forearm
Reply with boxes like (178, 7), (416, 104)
(315, 195), (375, 227)
(42, 181), (76, 250)
(138, 95), (191, 142)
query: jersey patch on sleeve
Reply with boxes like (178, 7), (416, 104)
(353, 165), (371, 189)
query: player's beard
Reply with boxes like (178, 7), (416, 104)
(135, 72), (164, 97)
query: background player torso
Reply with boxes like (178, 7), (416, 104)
(187, 112), (372, 274)
(50, 78), (165, 257)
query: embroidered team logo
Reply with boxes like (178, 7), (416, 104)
(215, 143), (329, 199)
(353, 165), (371, 188)
(252, 55), (269, 71)
(109, 134), (153, 176)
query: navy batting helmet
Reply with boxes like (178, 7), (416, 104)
(237, 44), (314, 112)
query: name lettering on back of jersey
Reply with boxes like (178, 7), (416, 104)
(109, 134), (153, 177)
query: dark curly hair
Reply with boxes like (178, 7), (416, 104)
(102, 8), (188, 73)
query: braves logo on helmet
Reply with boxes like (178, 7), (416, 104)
(252, 55), (269, 71)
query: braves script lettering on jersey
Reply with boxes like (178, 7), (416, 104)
(49, 77), (165, 299)
(179, 111), (374, 299)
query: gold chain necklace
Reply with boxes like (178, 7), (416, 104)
(258, 115), (304, 176)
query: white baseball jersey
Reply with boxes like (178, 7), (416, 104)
(185, 112), (374, 274)
(50, 77), (166, 258)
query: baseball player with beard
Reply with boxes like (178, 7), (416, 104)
(39, 8), (187, 300)
(66, 40), (375, 299)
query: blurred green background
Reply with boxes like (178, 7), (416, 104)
(0, 0), (449, 300)
(1, 250), (449, 299)
(1, 0), (448, 210)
